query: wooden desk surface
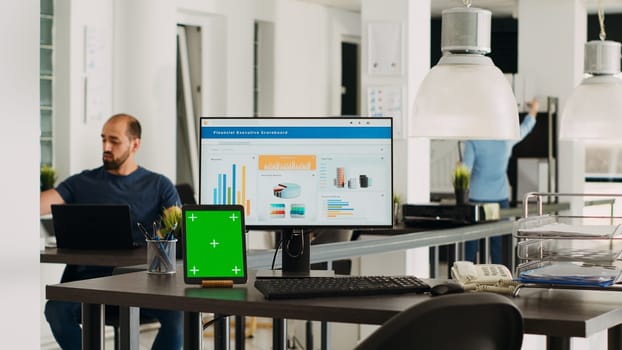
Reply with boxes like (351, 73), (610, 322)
(46, 271), (622, 340)
(40, 247), (147, 266)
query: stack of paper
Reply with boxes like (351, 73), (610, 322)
(518, 222), (622, 238)
(517, 262), (622, 287)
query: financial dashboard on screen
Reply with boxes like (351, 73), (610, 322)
(199, 117), (393, 229)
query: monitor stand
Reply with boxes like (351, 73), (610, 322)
(255, 228), (335, 279)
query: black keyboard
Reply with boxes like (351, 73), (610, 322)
(254, 275), (431, 300)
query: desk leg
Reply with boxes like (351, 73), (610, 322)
(608, 325), (622, 350)
(214, 313), (230, 350)
(429, 246), (439, 278)
(547, 336), (570, 350)
(183, 311), (201, 350)
(235, 316), (245, 350)
(450, 242), (464, 277)
(272, 318), (286, 350)
(509, 235), (518, 272)
(321, 321), (328, 350)
(306, 321), (313, 350)
(455, 241), (464, 261)
(81, 303), (103, 350)
(118, 306), (140, 350)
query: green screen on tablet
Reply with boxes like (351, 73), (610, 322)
(182, 204), (247, 284)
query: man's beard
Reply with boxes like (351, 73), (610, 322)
(103, 150), (130, 170)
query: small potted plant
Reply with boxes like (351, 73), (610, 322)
(159, 205), (182, 239)
(159, 205), (183, 259)
(40, 165), (57, 191)
(452, 163), (470, 205)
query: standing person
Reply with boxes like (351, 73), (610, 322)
(40, 114), (182, 350)
(462, 99), (540, 265)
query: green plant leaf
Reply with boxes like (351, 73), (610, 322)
(452, 164), (470, 190)
(159, 205), (182, 238)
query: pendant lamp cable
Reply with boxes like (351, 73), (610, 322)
(598, 0), (606, 41)
(462, 0), (472, 8)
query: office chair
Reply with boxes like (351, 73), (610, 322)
(175, 183), (197, 205)
(310, 228), (353, 275)
(355, 292), (524, 350)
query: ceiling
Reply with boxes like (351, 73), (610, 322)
(302, 0), (622, 16)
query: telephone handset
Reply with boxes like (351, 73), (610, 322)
(451, 261), (513, 285)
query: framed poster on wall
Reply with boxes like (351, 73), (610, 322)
(367, 22), (403, 75)
(368, 85), (403, 139)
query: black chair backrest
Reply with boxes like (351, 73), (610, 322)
(355, 292), (523, 350)
(175, 183), (197, 205)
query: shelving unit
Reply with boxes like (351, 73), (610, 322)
(40, 0), (54, 167)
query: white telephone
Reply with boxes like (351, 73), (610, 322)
(451, 261), (517, 294)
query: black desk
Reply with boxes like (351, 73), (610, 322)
(353, 201), (573, 272)
(40, 221), (518, 272)
(46, 271), (622, 350)
(39, 201), (579, 269)
(40, 247), (147, 266)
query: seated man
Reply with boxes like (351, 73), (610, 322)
(40, 114), (182, 350)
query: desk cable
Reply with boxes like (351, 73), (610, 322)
(285, 229), (305, 259)
(203, 314), (231, 331)
(270, 229), (306, 270)
(270, 239), (283, 270)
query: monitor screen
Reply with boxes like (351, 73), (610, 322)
(198, 117), (393, 230)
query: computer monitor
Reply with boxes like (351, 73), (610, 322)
(199, 117), (393, 275)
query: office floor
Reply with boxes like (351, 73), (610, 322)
(125, 317), (274, 350)
(42, 317), (274, 350)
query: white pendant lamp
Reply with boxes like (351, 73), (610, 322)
(411, 1), (519, 140)
(559, 5), (622, 140)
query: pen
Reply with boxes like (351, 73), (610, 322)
(165, 223), (178, 241)
(153, 221), (161, 239)
(137, 222), (152, 240)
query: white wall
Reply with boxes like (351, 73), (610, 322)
(176, 9), (229, 118)
(329, 9), (362, 115)
(176, 0), (360, 120)
(1, 1), (40, 348)
(178, 0), (257, 118)
(55, 0), (115, 179)
(274, 1), (332, 115)
(518, 0), (587, 215)
(114, 0), (178, 177)
(55, 0), (178, 182)
(179, 0), (359, 118)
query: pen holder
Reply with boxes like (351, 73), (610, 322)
(146, 239), (177, 274)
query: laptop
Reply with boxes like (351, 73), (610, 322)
(182, 204), (248, 284)
(51, 204), (137, 249)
